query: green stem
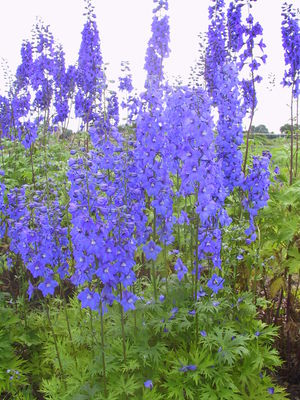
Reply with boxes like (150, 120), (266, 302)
(29, 143), (36, 189)
(176, 171), (181, 250)
(190, 221), (194, 299)
(194, 216), (199, 301)
(132, 283), (137, 336)
(151, 260), (158, 302)
(100, 301), (107, 397)
(152, 209), (158, 302)
(252, 224), (261, 303)
(119, 285), (127, 363)
(45, 300), (66, 388)
(184, 198), (187, 252)
(19, 258), (28, 329)
(194, 216), (199, 341)
(164, 244), (168, 296)
(61, 285), (78, 368)
(295, 96), (299, 177)
(289, 84), (294, 185)
(89, 308), (95, 347)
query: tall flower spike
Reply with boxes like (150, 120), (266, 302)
(281, 2), (300, 97)
(205, 0), (227, 95)
(144, 0), (170, 92)
(227, 1), (244, 54)
(75, 0), (105, 126)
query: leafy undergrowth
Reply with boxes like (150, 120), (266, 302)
(0, 277), (288, 400)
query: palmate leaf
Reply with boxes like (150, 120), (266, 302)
(142, 388), (165, 400)
(133, 339), (168, 368)
(269, 276), (285, 299)
(239, 379), (288, 400)
(198, 384), (219, 400)
(237, 359), (261, 391)
(14, 388), (36, 400)
(198, 382), (241, 400)
(109, 374), (140, 397)
(215, 330), (250, 366)
(159, 355), (196, 399)
(183, 385), (197, 400)
(211, 368), (239, 392)
(162, 375), (196, 400)
(41, 376), (68, 400)
(287, 257), (300, 274)
(72, 383), (101, 400)
(200, 328), (249, 366)
(0, 356), (28, 393)
(189, 348), (215, 382)
(121, 358), (140, 373)
(145, 341), (168, 366)
(17, 328), (42, 347)
(277, 218), (299, 243)
(255, 346), (282, 370)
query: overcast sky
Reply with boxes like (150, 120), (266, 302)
(0, 0), (297, 133)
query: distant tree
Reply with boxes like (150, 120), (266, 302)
(255, 124), (269, 133)
(250, 125), (256, 133)
(280, 123), (300, 134)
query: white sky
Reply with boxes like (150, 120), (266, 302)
(0, 0), (298, 133)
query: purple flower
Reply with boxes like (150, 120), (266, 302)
(78, 288), (100, 311)
(27, 281), (35, 300)
(179, 364), (197, 372)
(144, 380), (153, 390)
(169, 249), (179, 255)
(197, 288), (207, 299)
(174, 258), (188, 281)
(38, 277), (58, 297)
(143, 240), (162, 261)
(207, 274), (224, 294)
(120, 290), (138, 312)
(268, 387), (274, 395)
(200, 330), (207, 337)
(169, 307), (178, 320)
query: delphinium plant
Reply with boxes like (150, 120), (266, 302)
(281, 1), (299, 183)
(278, 0), (300, 377)
(0, 0), (291, 398)
(135, 0), (174, 302)
(75, 0), (105, 153)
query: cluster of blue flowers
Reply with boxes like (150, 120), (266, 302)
(75, 0), (105, 126)
(0, 0), (106, 149)
(6, 185), (69, 298)
(144, 0), (170, 91)
(0, 0), (275, 327)
(281, 2), (300, 97)
(242, 151), (271, 243)
(0, 171), (6, 239)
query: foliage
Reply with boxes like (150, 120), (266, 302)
(0, 283), (288, 399)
